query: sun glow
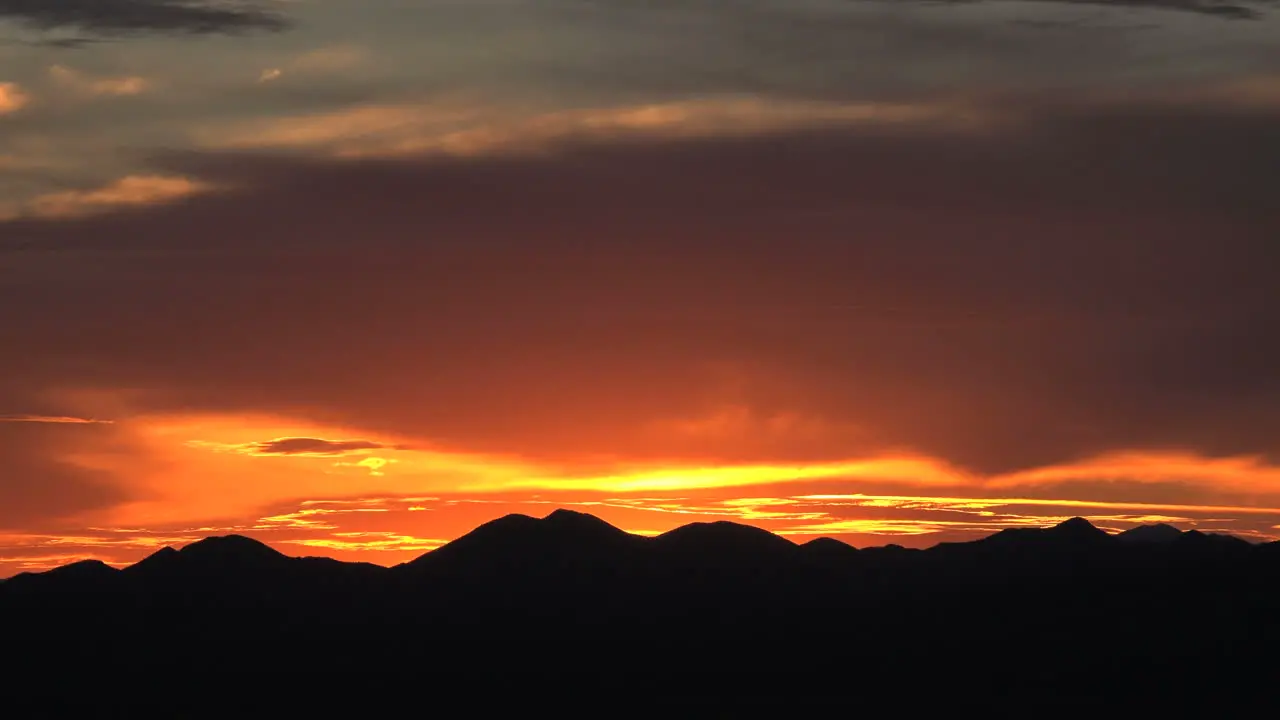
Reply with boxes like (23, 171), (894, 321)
(4, 407), (1280, 574)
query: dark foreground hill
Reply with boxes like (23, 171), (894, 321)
(3, 510), (1278, 691)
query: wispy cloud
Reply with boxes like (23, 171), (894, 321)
(0, 0), (289, 37)
(283, 532), (445, 553)
(4, 175), (213, 221)
(866, 0), (1272, 20)
(197, 96), (990, 159)
(0, 414), (113, 424)
(194, 436), (393, 457)
(48, 65), (149, 98)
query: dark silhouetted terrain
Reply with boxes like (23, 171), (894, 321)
(3, 510), (1277, 693)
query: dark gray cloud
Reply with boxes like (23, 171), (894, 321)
(0, 421), (130, 530)
(0, 415), (113, 424)
(244, 438), (389, 456)
(880, 0), (1272, 20)
(0, 0), (288, 37)
(0, 89), (1276, 480)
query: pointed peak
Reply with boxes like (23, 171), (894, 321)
(124, 546), (180, 574)
(179, 535), (286, 563)
(1054, 517), (1099, 532)
(1049, 517), (1111, 539)
(1049, 517), (1114, 544)
(542, 508), (627, 534)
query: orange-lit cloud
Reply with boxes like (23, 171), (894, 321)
(196, 95), (990, 158)
(287, 45), (368, 74)
(6, 486), (1278, 575)
(256, 45), (368, 84)
(988, 451), (1280, 495)
(48, 65), (150, 98)
(0, 415), (114, 424)
(10, 175), (213, 220)
(21, 407), (1280, 554)
(284, 532), (444, 553)
(0, 82), (28, 114)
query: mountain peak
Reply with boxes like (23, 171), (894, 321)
(654, 520), (797, 557)
(1054, 517), (1101, 533)
(47, 559), (118, 578)
(1049, 517), (1111, 542)
(178, 535), (287, 566)
(124, 546), (180, 575)
(542, 508), (630, 537)
(1118, 524), (1184, 544)
(404, 509), (635, 570)
(801, 537), (860, 555)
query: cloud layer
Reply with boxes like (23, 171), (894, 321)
(2, 88), (1276, 529)
(0, 0), (288, 36)
(237, 437), (390, 456)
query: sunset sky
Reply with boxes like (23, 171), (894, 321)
(2, 0), (1279, 574)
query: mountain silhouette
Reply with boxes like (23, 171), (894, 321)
(651, 519), (798, 562)
(2, 510), (1276, 690)
(1118, 523), (1185, 544)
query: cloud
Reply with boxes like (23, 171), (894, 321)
(0, 415), (113, 424)
(195, 96), (989, 158)
(0, 86), (1277, 494)
(0, 420), (131, 530)
(1030, 0), (1271, 19)
(882, 0), (1273, 19)
(288, 45), (368, 74)
(4, 175), (213, 220)
(0, 0), (289, 37)
(0, 82), (28, 114)
(256, 46), (366, 85)
(237, 437), (390, 457)
(48, 65), (149, 98)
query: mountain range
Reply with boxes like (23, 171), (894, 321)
(3, 510), (1277, 688)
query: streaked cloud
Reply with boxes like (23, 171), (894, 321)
(255, 45), (367, 85)
(283, 531), (445, 553)
(196, 95), (990, 158)
(0, 414), (113, 424)
(948, 0), (1271, 20)
(48, 65), (150, 98)
(988, 452), (1280, 495)
(288, 45), (368, 74)
(6, 489), (1277, 574)
(0, 0), (289, 37)
(230, 437), (391, 457)
(6, 175), (212, 220)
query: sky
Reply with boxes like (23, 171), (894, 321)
(2, 0), (1279, 574)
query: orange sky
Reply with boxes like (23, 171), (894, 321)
(2, 0), (1279, 576)
(2, 410), (1278, 574)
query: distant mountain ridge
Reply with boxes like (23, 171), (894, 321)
(0, 511), (1264, 584)
(3, 510), (1277, 686)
